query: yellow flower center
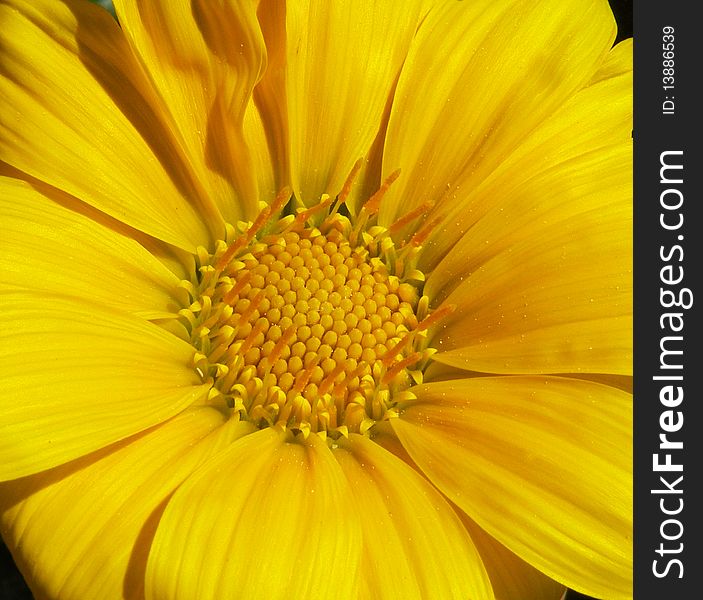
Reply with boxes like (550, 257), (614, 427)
(177, 178), (451, 439)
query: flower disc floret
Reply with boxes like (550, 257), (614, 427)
(176, 197), (440, 438)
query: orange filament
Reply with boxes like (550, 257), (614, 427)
(216, 207), (272, 270)
(271, 186), (292, 216)
(409, 214), (445, 247)
(383, 352), (422, 384)
(262, 325), (297, 369)
(222, 271), (252, 305)
(334, 158), (363, 212)
(389, 200), (434, 233)
(293, 195), (333, 226)
(380, 333), (413, 365)
(238, 319), (269, 356)
(318, 361), (348, 396)
(216, 187), (291, 271)
(291, 363), (316, 395)
(362, 168), (401, 216)
(416, 303), (456, 331)
(237, 289), (266, 324)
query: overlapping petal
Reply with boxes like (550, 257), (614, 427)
(429, 146), (631, 375)
(334, 434), (494, 599)
(422, 39), (632, 281)
(379, 0), (616, 230)
(590, 38), (633, 84)
(0, 409), (253, 600)
(114, 0), (273, 221)
(420, 49), (632, 375)
(459, 513), (565, 600)
(145, 429), (362, 600)
(0, 290), (208, 480)
(392, 376), (632, 599)
(0, 0), (220, 250)
(0, 174), (181, 320)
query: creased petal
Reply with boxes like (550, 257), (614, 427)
(0, 174), (181, 320)
(114, 0), (271, 221)
(379, 0), (615, 229)
(392, 376), (632, 599)
(430, 143), (631, 375)
(333, 434), (494, 599)
(0, 409), (253, 600)
(282, 0), (426, 203)
(0, 291), (207, 480)
(145, 429), (361, 600)
(0, 0), (219, 250)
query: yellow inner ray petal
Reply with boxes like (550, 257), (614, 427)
(145, 428), (362, 600)
(333, 433), (494, 599)
(421, 57), (632, 278)
(458, 511), (565, 600)
(380, 0), (616, 231)
(432, 162), (632, 375)
(283, 0), (426, 204)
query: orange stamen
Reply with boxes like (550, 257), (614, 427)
(334, 158), (363, 211)
(293, 195), (333, 226)
(362, 169), (401, 215)
(271, 186), (292, 216)
(416, 303), (456, 331)
(238, 318), (268, 355)
(409, 214), (444, 247)
(238, 289), (266, 324)
(216, 187), (291, 271)
(379, 333), (413, 365)
(222, 271), (252, 305)
(382, 352), (422, 384)
(291, 365), (315, 395)
(264, 325), (297, 368)
(216, 207), (271, 270)
(389, 200), (434, 233)
(332, 362), (367, 398)
(318, 361), (347, 396)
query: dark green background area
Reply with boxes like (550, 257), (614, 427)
(1, 1), (632, 599)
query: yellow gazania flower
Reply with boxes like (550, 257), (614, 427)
(0, 0), (632, 599)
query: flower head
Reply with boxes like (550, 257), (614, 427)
(0, 1), (632, 599)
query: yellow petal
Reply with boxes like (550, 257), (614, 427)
(0, 175), (181, 320)
(430, 143), (631, 375)
(282, 0), (426, 203)
(0, 290), (207, 480)
(145, 429), (361, 600)
(458, 513), (565, 600)
(392, 376), (632, 599)
(0, 409), (253, 600)
(243, 98), (279, 202)
(333, 434), (494, 599)
(422, 44), (632, 279)
(379, 0), (616, 227)
(0, 0), (220, 250)
(251, 0), (291, 198)
(590, 38), (633, 84)
(114, 0), (271, 221)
